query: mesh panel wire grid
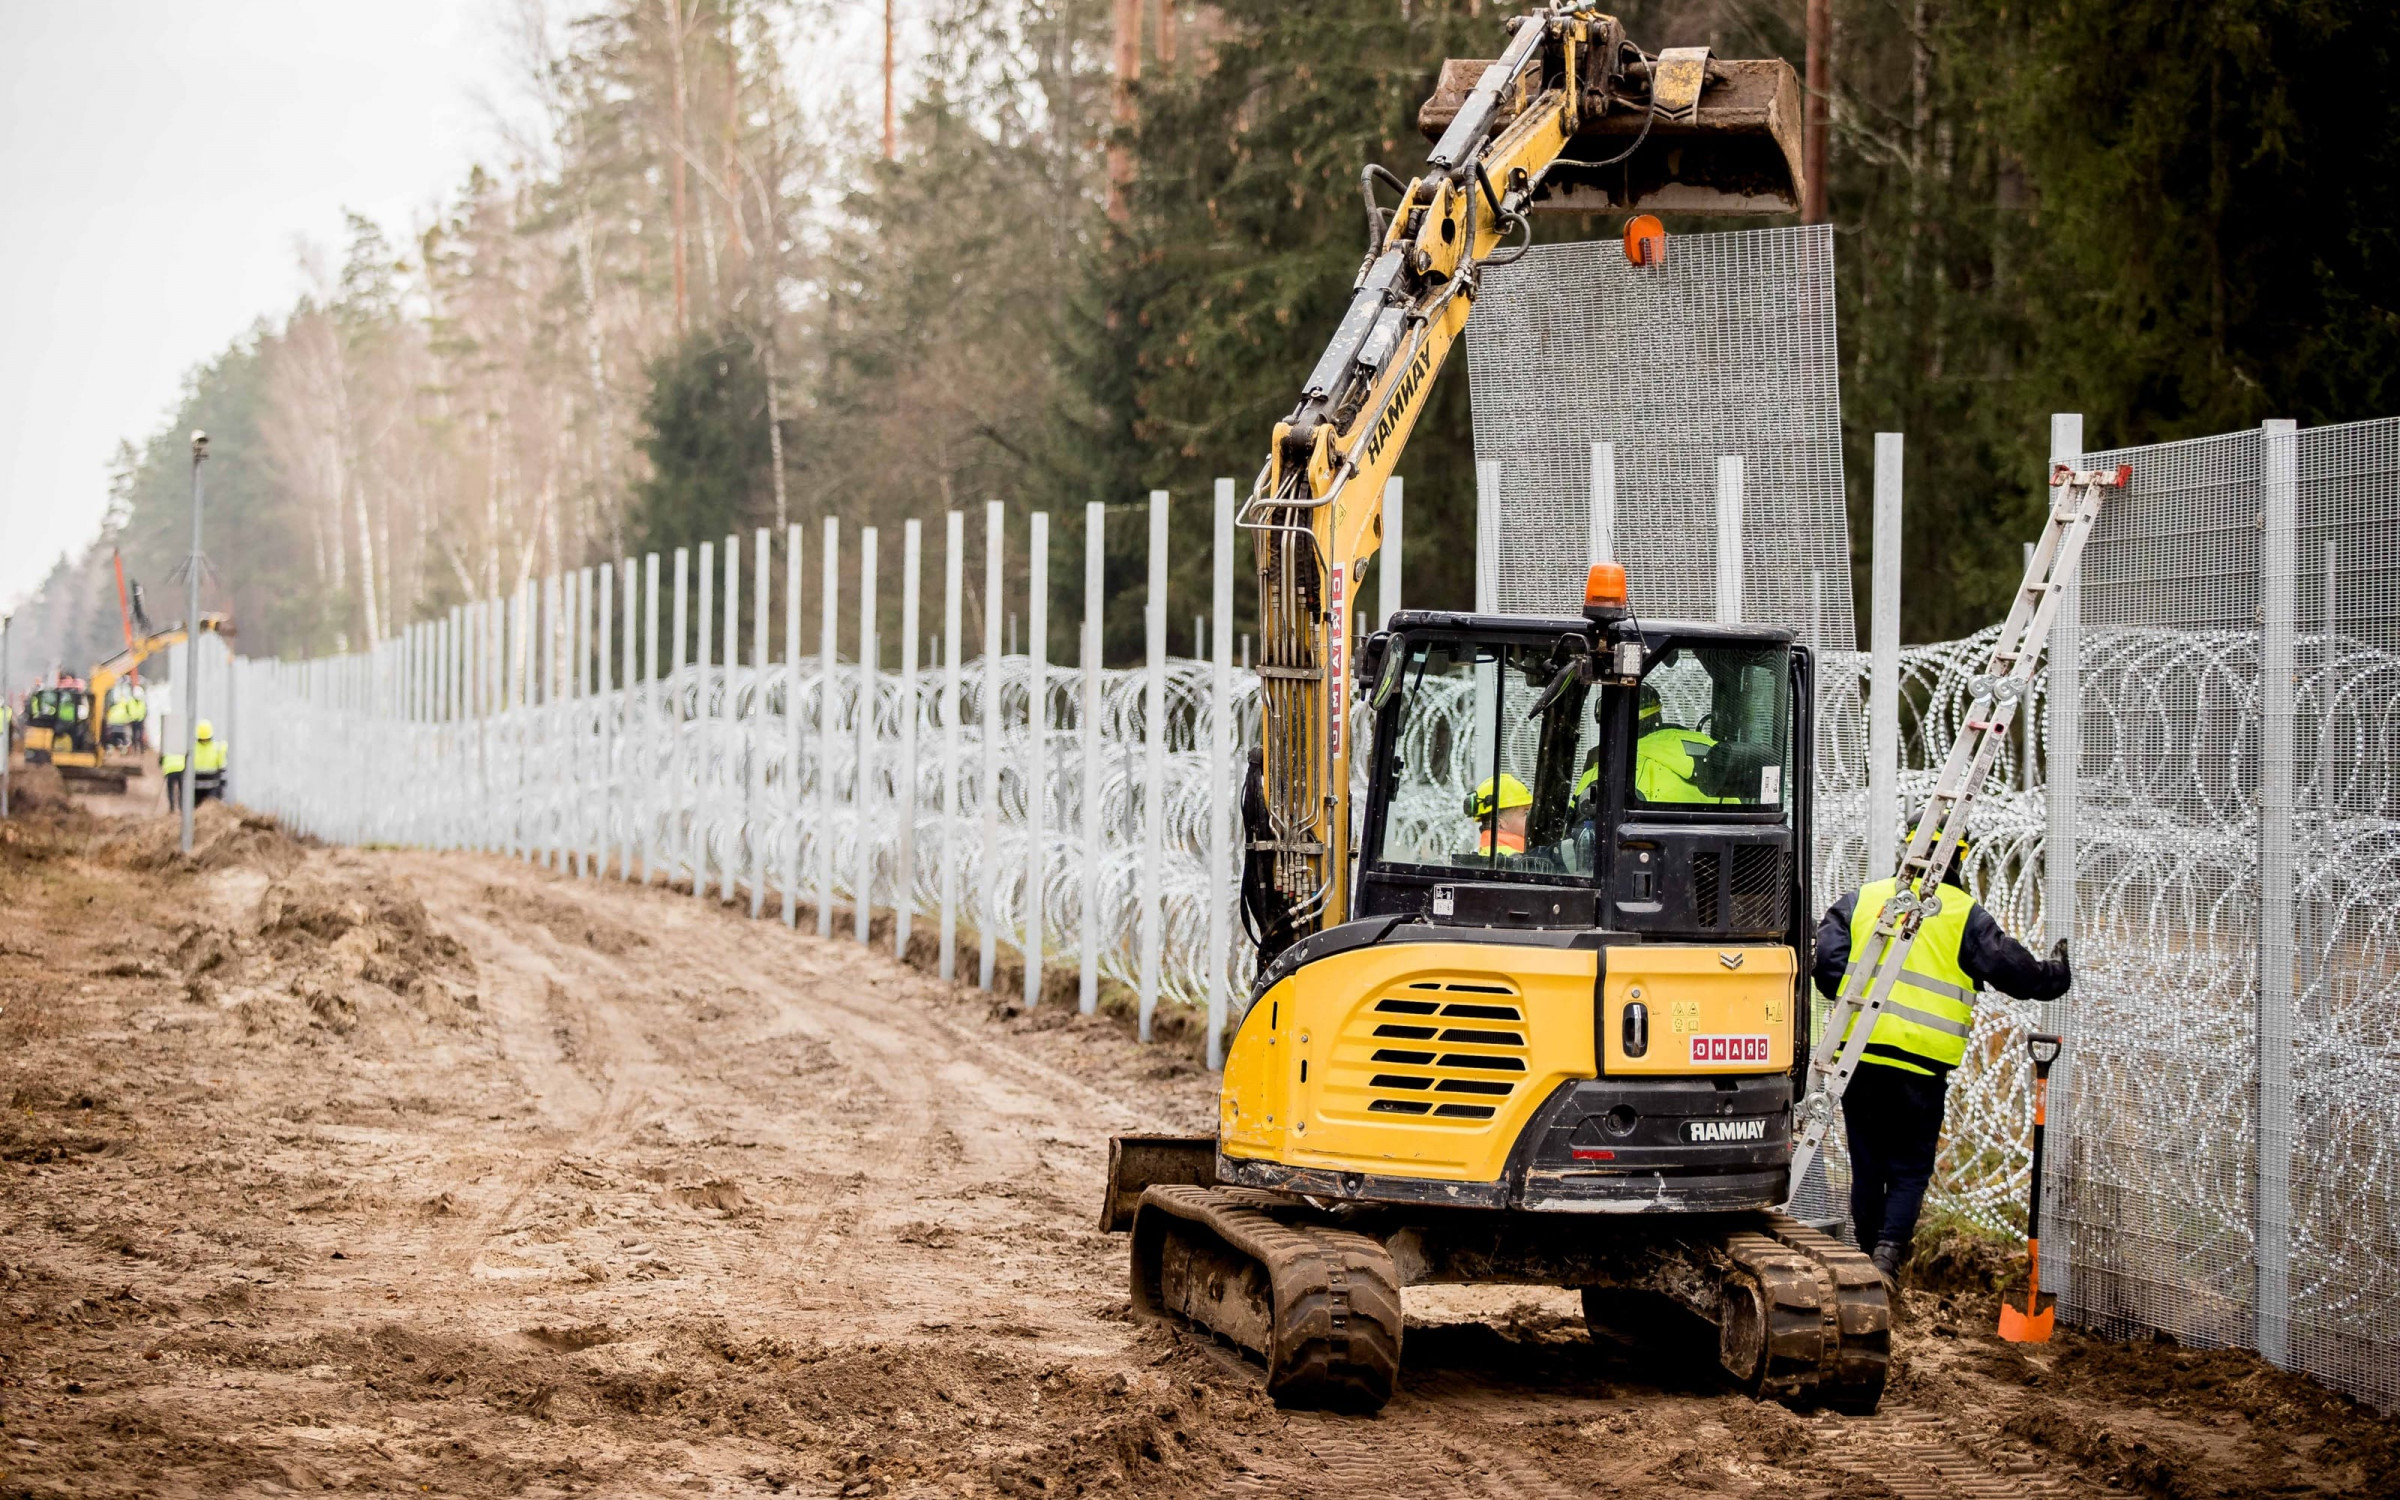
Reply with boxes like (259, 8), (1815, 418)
(1464, 224), (1855, 651)
(2061, 418), (2400, 1412)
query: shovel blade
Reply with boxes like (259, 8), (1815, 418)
(1996, 1300), (2054, 1344)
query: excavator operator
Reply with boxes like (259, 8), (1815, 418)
(1634, 683), (1733, 804)
(1466, 773), (1533, 860)
(1814, 812), (2072, 1291)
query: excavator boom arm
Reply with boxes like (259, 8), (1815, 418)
(1237, 5), (1801, 959)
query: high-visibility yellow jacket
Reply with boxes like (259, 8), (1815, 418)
(193, 740), (226, 773)
(1832, 877), (1980, 1076)
(1635, 726), (1732, 804)
(161, 752), (185, 774)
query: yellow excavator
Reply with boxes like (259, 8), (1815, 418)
(25, 616), (233, 795)
(1103, 5), (1887, 1413)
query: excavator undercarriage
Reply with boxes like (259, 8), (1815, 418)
(1122, 1178), (1887, 1413)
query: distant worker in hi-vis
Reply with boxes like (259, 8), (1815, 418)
(1814, 810), (2070, 1288)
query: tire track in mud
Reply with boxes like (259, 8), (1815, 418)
(416, 898), (653, 1284)
(397, 857), (1133, 1334)
(1809, 1405), (2070, 1498)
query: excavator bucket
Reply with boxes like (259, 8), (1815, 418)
(1418, 53), (1804, 215)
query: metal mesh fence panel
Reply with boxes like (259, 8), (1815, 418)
(1465, 224), (1854, 650)
(2059, 430), (2268, 1356)
(2049, 418), (2400, 1414)
(2289, 419), (2400, 1408)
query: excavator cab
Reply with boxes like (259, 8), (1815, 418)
(1220, 601), (1815, 1214)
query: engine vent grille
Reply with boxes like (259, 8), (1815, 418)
(1692, 851), (1723, 927)
(1353, 985), (1527, 1123)
(1730, 845), (1789, 931)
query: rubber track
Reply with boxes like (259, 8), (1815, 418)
(1761, 1212), (1893, 1412)
(1133, 1185), (1404, 1412)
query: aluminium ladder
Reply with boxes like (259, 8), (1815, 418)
(1785, 462), (2129, 1205)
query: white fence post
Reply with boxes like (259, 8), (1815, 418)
(620, 558), (637, 877)
(2258, 417), (2299, 1367)
(1590, 440), (1615, 564)
(1210, 479), (1235, 1068)
(782, 524), (803, 927)
(576, 565), (592, 876)
(751, 527), (770, 917)
(643, 552), (662, 882)
(856, 526), (879, 944)
(720, 535), (740, 901)
(940, 511), (964, 981)
(1081, 501), (1104, 1016)
(2042, 411), (2084, 1312)
(896, 519), (922, 957)
(1715, 456), (1745, 624)
(694, 542), (715, 896)
(1025, 512), (1048, 1006)
(980, 501), (1003, 990)
(1474, 460), (1500, 612)
(1139, 489), (1167, 1042)
(1868, 433), (1904, 881)
(598, 564), (614, 875)
(819, 518), (839, 936)
(545, 570), (562, 869)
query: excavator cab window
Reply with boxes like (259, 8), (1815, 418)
(1632, 644), (1792, 809)
(1367, 633), (1601, 878)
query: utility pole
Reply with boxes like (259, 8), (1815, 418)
(2, 611), (12, 819)
(1803, 0), (1830, 223)
(180, 431), (207, 856)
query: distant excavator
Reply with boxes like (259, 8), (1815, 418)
(21, 558), (231, 796)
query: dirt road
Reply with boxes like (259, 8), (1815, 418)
(2, 783), (2392, 1497)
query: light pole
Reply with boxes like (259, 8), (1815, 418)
(2, 611), (12, 819)
(180, 431), (207, 855)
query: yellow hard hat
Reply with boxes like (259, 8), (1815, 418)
(196, 719), (215, 741)
(1466, 774), (1533, 820)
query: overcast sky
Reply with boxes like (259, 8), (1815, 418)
(0, 0), (890, 616)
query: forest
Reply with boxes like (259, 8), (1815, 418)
(8, 0), (2396, 681)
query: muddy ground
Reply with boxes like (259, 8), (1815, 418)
(1, 765), (2392, 1499)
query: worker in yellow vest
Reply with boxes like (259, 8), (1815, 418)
(1812, 812), (2070, 1287)
(191, 720), (227, 805)
(161, 744), (186, 811)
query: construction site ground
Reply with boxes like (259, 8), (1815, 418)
(1, 763), (2392, 1499)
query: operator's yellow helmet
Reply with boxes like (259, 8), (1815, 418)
(195, 719), (215, 741)
(1465, 773), (1533, 821)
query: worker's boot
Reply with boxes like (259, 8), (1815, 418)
(1870, 1241), (1909, 1318)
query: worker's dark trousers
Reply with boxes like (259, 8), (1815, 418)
(1840, 1060), (1949, 1252)
(165, 770), (183, 812)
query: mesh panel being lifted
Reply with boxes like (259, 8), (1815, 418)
(1463, 224), (1855, 651)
